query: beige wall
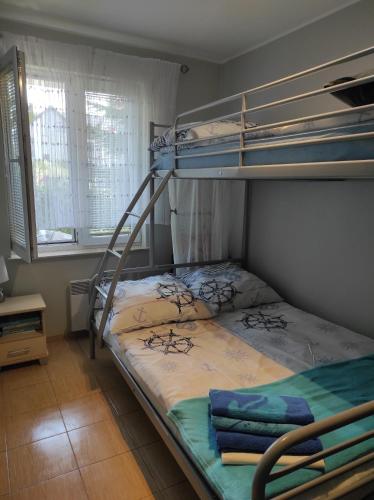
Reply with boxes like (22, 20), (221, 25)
(220, 0), (374, 338)
(0, 19), (220, 336)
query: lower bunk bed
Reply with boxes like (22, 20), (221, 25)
(92, 265), (374, 499)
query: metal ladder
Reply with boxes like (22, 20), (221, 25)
(87, 169), (173, 358)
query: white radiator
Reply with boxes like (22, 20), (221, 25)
(69, 279), (90, 332)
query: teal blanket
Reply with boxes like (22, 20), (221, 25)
(167, 355), (374, 500)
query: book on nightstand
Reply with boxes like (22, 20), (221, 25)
(0, 312), (42, 337)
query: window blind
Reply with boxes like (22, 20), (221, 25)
(0, 47), (35, 262)
(0, 70), (26, 247)
(85, 91), (137, 232)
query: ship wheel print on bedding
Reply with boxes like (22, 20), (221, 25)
(140, 329), (196, 355)
(198, 279), (238, 309)
(239, 311), (289, 332)
(156, 282), (195, 313)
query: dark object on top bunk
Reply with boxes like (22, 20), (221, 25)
(325, 73), (374, 107)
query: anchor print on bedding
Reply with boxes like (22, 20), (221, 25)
(108, 274), (214, 334)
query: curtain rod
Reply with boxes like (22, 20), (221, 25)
(0, 32), (190, 73)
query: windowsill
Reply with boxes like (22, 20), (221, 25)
(9, 244), (148, 261)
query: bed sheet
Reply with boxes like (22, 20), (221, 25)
(216, 301), (374, 372)
(158, 108), (374, 153)
(152, 118), (374, 170)
(100, 301), (374, 413)
(103, 318), (293, 413)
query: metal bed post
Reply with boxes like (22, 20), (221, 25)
(239, 93), (247, 167)
(241, 180), (251, 270)
(148, 122), (172, 270)
(174, 115), (178, 171)
(149, 121), (156, 268)
(240, 93), (250, 270)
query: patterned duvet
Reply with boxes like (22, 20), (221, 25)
(102, 301), (374, 413)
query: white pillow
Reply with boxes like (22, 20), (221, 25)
(189, 120), (257, 139)
(190, 121), (241, 139)
(181, 263), (282, 313)
(108, 274), (214, 334)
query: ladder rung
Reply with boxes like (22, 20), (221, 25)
(124, 211), (141, 218)
(107, 249), (121, 258)
(95, 285), (108, 300)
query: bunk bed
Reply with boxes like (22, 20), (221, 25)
(88, 46), (374, 500)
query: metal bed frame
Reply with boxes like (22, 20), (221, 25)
(88, 46), (374, 499)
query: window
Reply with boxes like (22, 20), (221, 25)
(1, 50), (148, 259)
(82, 90), (135, 245)
(0, 37), (179, 261)
(27, 76), (139, 248)
(27, 76), (75, 245)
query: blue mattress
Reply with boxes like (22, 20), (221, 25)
(152, 116), (374, 171)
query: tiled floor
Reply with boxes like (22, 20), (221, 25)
(0, 334), (199, 500)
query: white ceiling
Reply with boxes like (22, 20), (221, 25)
(0, 0), (361, 63)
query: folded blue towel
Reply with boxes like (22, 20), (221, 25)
(209, 389), (314, 425)
(211, 415), (300, 436)
(216, 430), (323, 456)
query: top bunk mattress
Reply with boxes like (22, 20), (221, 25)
(152, 109), (374, 170)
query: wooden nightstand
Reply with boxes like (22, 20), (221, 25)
(0, 294), (48, 368)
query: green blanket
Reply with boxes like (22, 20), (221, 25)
(167, 355), (374, 500)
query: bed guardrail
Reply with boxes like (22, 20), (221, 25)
(252, 400), (374, 500)
(149, 122), (170, 268)
(177, 46), (374, 121)
(168, 46), (374, 177)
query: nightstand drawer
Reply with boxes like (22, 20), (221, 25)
(0, 335), (48, 366)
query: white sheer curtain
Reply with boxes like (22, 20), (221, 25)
(168, 179), (243, 264)
(0, 33), (179, 244)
